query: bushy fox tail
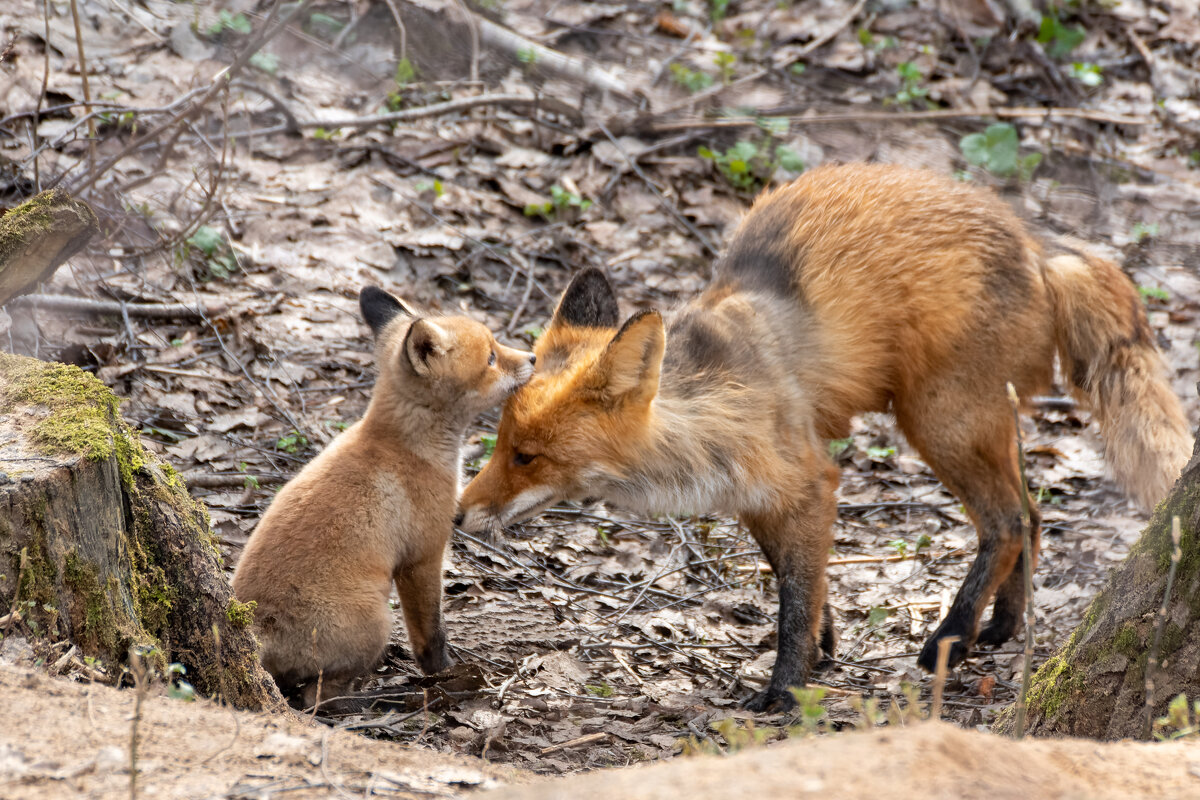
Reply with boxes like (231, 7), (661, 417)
(1043, 248), (1192, 509)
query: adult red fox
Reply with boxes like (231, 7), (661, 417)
(234, 287), (535, 708)
(456, 163), (1191, 711)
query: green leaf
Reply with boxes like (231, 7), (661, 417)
(868, 606), (890, 627)
(776, 146), (805, 172)
(395, 57), (417, 86)
(959, 132), (989, 167)
(983, 123), (1019, 176)
(480, 433), (497, 458)
(729, 140), (759, 161)
(229, 12), (252, 34)
(866, 445), (896, 461)
(757, 116), (789, 136)
(896, 61), (922, 83)
(828, 438), (852, 457)
(187, 226), (224, 256)
(697, 145), (716, 160)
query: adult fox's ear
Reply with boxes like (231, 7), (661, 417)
(550, 269), (620, 329)
(590, 310), (665, 404)
(404, 318), (450, 377)
(360, 286), (417, 337)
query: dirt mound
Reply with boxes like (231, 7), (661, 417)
(496, 722), (1200, 800)
(0, 661), (519, 799)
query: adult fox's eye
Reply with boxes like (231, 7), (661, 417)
(488, 350), (496, 366)
(513, 451), (536, 466)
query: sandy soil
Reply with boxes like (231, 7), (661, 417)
(0, 661), (519, 799)
(493, 722), (1200, 800)
(5, 659), (1200, 800)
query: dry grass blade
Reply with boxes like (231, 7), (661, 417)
(1006, 382), (1036, 740)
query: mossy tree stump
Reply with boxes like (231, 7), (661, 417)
(1006, 436), (1200, 739)
(0, 353), (280, 710)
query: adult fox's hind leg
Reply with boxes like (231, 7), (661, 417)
(894, 387), (1038, 671)
(977, 503), (1041, 647)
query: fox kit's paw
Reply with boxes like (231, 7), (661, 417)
(416, 635), (452, 675)
(741, 686), (797, 713)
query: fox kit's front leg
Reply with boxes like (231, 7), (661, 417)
(395, 551), (451, 674)
(740, 464), (838, 712)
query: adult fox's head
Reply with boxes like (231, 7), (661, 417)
(457, 270), (666, 533)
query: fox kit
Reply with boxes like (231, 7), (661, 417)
(233, 287), (535, 707)
(457, 163), (1191, 711)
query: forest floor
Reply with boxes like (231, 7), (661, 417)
(2, 0), (1200, 790)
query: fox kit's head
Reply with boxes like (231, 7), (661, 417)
(457, 270), (666, 533)
(359, 286), (535, 421)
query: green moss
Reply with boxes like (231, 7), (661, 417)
(0, 354), (123, 461)
(1161, 622), (1185, 658)
(1114, 623), (1142, 658)
(0, 190), (60, 269)
(226, 598), (256, 627)
(1025, 654), (1084, 719)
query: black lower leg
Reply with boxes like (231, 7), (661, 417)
(744, 570), (814, 711)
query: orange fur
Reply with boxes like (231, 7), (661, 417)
(233, 288), (534, 708)
(458, 163), (1191, 710)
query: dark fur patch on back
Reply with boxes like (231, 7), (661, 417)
(714, 197), (802, 297)
(554, 269), (620, 328)
(979, 222), (1033, 305)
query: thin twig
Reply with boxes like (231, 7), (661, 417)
(596, 121), (719, 257)
(67, 0), (96, 154)
(1007, 382), (1036, 740)
(1145, 515), (1183, 737)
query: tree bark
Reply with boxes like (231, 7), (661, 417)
(1005, 435), (1200, 739)
(0, 353), (281, 711)
(0, 189), (98, 306)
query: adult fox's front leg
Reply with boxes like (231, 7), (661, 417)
(740, 462), (838, 712)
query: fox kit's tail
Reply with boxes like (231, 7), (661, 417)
(1043, 248), (1192, 508)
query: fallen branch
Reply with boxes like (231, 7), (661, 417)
(7, 293), (222, 320)
(636, 105), (1153, 136)
(295, 92), (584, 131)
(473, 12), (631, 100)
(0, 189), (99, 305)
(540, 732), (609, 755)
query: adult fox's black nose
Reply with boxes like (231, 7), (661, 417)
(453, 511), (465, 527)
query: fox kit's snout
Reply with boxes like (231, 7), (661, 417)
(232, 286), (533, 708)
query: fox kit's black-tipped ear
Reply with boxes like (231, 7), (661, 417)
(551, 268), (619, 329)
(403, 318), (449, 377)
(360, 286), (413, 337)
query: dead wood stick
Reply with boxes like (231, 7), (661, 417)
(0, 189), (99, 306)
(299, 92), (583, 130)
(181, 472), (283, 489)
(472, 13), (631, 100)
(640, 105), (1152, 135)
(8, 293), (222, 320)
(790, 0), (868, 61)
(539, 732), (609, 755)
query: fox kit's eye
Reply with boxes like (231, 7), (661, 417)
(513, 451), (536, 467)
(488, 350), (496, 367)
